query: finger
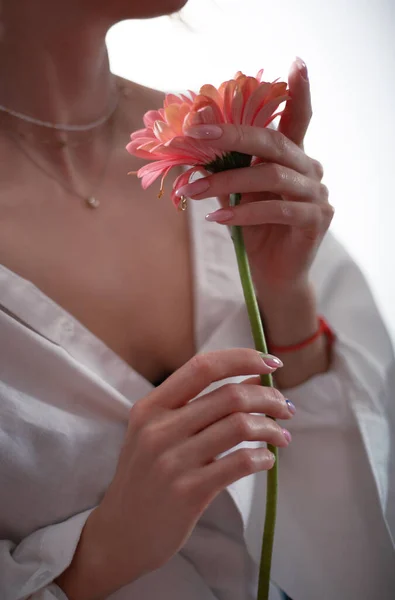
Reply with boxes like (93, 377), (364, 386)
(279, 58), (312, 148)
(170, 383), (292, 439)
(184, 412), (288, 466)
(184, 448), (275, 510)
(205, 199), (335, 235)
(183, 122), (313, 176)
(177, 162), (326, 202)
(185, 447), (275, 509)
(147, 349), (283, 410)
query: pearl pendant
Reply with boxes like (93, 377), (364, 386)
(86, 196), (100, 209)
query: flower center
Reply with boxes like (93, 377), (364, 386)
(205, 151), (252, 174)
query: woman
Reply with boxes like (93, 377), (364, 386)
(0, 1), (394, 599)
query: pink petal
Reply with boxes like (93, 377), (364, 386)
(264, 110), (284, 127)
(171, 166), (207, 208)
(138, 159), (195, 190)
(135, 140), (165, 153)
(153, 120), (177, 143)
(241, 83), (272, 125)
(183, 104), (224, 131)
(231, 87), (244, 124)
(252, 95), (288, 128)
(128, 135), (158, 148)
(164, 103), (191, 135)
(223, 80), (237, 123)
(140, 169), (164, 189)
(143, 110), (163, 128)
(199, 84), (224, 111)
(164, 93), (184, 107)
(180, 92), (195, 105)
(158, 166), (174, 197)
(172, 166), (197, 192)
(239, 77), (259, 122)
(164, 104), (183, 135)
(138, 159), (187, 175)
(151, 144), (201, 162)
(126, 140), (155, 158)
(166, 136), (219, 163)
(130, 128), (152, 141)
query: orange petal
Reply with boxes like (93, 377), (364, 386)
(153, 120), (177, 143)
(252, 95), (289, 128)
(199, 84), (224, 111)
(242, 82), (272, 125)
(192, 95), (224, 123)
(223, 80), (237, 123)
(231, 85), (244, 124)
(183, 104), (224, 130)
(256, 68), (264, 82)
(179, 93), (194, 106)
(239, 76), (259, 122)
(164, 104), (185, 135)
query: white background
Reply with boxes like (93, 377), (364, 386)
(107, 0), (395, 342)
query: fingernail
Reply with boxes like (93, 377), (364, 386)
(295, 56), (308, 81)
(184, 125), (224, 139)
(205, 208), (234, 223)
(282, 429), (292, 444)
(286, 399), (296, 415)
(175, 178), (210, 198)
(259, 353), (283, 369)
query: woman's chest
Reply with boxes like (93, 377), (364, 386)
(0, 187), (195, 386)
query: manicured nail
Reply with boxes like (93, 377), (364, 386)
(259, 353), (283, 369)
(205, 208), (234, 223)
(184, 125), (224, 139)
(175, 178), (210, 198)
(286, 399), (296, 415)
(295, 56), (308, 81)
(282, 429), (292, 444)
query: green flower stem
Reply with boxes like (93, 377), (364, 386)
(229, 193), (278, 600)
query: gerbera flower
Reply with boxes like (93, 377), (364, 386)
(127, 70), (288, 208)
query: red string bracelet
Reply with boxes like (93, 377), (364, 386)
(269, 316), (335, 354)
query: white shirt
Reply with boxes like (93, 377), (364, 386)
(0, 197), (394, 600)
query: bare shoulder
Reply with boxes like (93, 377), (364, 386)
(115, 75), (165, 129)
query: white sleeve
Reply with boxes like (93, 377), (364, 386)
(264, 233), (395, 599)
(282, 233), (395, 541)
(0, 509), (94, 600)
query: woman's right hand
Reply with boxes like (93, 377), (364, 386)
(57, 348), (294, 600)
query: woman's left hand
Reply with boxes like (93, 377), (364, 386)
(176, 59), (334, 297)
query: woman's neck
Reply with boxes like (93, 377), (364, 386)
(0, 3), (115, 128)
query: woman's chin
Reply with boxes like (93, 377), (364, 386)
(86, 0), (189, 21)
(114, 0), (189, 20)
(146, 0), (189, 18)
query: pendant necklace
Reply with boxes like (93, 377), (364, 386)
(2, 79), (122, 209)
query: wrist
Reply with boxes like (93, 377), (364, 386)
(258, 281), (318, 346)
(55, 508), (143, 600)
(257, 282), (332, 389)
